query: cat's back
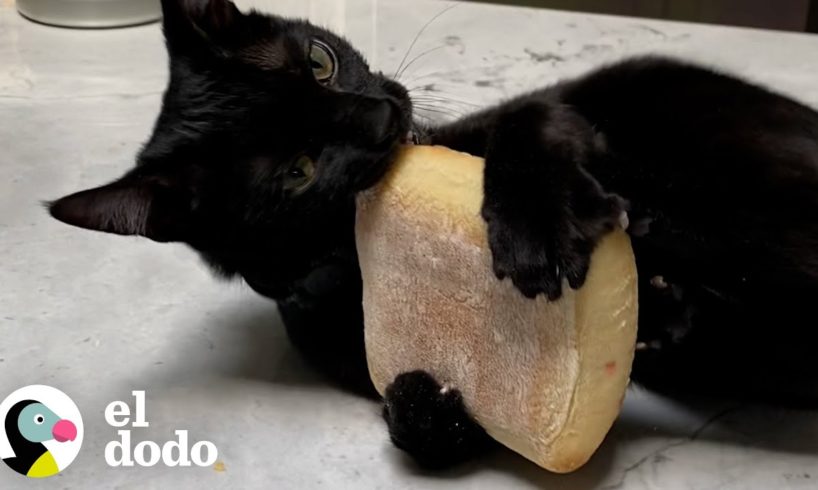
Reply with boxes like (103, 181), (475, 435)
(558, 55), (818, 132)
(558, 57), (818, 281)
(558, 56), (818, 188)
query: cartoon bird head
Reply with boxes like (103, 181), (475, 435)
(14, 401), (77, 444)
(3, 399), (77, 477)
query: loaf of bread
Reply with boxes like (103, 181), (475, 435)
(355, 145), (638, 472)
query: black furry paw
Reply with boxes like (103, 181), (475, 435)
(482, 187), (625, 300)
(483, 102), (626, 300)
(382, 371), (495, 469)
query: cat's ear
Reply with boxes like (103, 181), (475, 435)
(48, 174), (194, 243)
(161, 0), (242, 49)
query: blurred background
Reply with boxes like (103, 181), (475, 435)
(474, 0), (818, 32)
(13, 0), (818, 32)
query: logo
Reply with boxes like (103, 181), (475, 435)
(0, 385), (83, 478)
(104, 391), (218, 468)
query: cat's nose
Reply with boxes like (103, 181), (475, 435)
(370, 98), (401, 145)
(350, 97), (403, 146)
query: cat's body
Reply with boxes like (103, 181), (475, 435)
(49, 0), (818, 470)
(430, 57), (818, 401)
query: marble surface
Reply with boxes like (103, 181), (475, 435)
(2, 0), (818, 488)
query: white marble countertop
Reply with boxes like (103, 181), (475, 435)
(2, 0), (818, 488)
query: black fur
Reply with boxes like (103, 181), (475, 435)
(49, 0), (818, 470)
(480, 101), (627, 299)
(49, 0), (405, 399)
(382, 371), (496, 469)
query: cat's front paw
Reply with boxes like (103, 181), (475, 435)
(482, 189), (626, 300)
(382, 371), (494, 469)
(481, 101), (627, 300)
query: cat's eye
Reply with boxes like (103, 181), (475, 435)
(309, 40), (336, 84)
(284, 155), (316, 193)
(34, 414), (45, 425)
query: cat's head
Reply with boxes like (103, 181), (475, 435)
(49, 0), (412, 297)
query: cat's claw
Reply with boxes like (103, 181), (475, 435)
(619, 211), (630, 230)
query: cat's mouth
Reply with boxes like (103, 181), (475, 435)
(352, 129), (416, 191)
(402, 130), (419, 145)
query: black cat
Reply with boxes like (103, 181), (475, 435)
(50, 0), (818, 469)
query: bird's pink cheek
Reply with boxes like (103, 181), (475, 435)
(52, 419), (77, 442)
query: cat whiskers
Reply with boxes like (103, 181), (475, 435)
(412, 97), (469, 114)
(395, 45), (449, 82)
(412, 104), (465, 121)
(412, 112), (435, 129)
(409, 86), (481, 123)
(390, 3), (485, 124)
(392, 3), (459, 79)
(401, 69), (468, 88)
(407, 89), (480, 109)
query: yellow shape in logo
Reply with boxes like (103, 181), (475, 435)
(27, 451), (60, 478)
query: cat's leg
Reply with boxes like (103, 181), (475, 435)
(628, 230), (818, 405)
(278, 298), (375, 398)
(480, 100), (626, 299)
(276, 263), (377, 398)
(382, 371), (496, 469)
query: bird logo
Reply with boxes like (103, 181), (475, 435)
(0, 386), (83, 478)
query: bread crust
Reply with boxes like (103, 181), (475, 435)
(356, 145), (638, 472)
